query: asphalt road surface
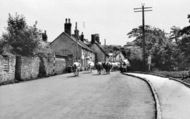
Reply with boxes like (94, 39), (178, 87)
(0, 71), (155, 119)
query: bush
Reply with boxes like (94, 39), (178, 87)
(2, 13), (40, 56)
(152, 71), (190, 78)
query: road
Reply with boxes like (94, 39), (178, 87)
(0, 71), (155, 119)
(128, 73), (190, 119)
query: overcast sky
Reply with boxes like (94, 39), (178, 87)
(1, 0), (190, 45)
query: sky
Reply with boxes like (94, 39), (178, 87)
(1, 0), (190, 46)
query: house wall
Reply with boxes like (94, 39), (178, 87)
(81, 49), (95, 70)
(90, 44), (106, 63)
(0, 55), (16, 84)
(51, 33), (95, 70)
(51, 34), (82, 66)
(115, 53), (125, 62)
(55, 58), (66, 74)
(108, 54), (114, 62)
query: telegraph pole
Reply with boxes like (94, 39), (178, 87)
(134, 4), (152, 70)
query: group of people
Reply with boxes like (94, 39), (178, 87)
(72, 59), (130, 76)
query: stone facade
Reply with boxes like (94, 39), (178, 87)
(89, 43), (107, 63)
(81, 49), (95, 70)
(108, 52), (125, 62)
(115, 52), (125, 62)
(51, 19), (95, 70)
(0, 53), (66, 85)
(50, 32), (95, 69)
(55, 58), (66, 74)
(51, 32), (80, 66)
(0, 55), (16, 84)
(15, 56), (40, 81)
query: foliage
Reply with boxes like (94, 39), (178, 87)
(2, 13), (40, 56)
(151, 71), (190, 80)
(127, 25), (176, 70)
(103, 45), (121, 53)
(126, 14), (190, 71)
(128, 25), (167, 53)
(170, 26), (181, 44)
(169, 14), (190, 70)
(123, 46), (144, 71)
(0, 39), (5, 54)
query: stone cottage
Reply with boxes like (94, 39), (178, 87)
(108, 51), (126, 62)
(50, 19), (95, 70)
(114, 51), (125, 62)
(88, 34), (108, 63)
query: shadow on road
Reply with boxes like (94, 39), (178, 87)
(82, 72), (91, 74)
(92, 74), (108, 76)
(92, 74), (100, 76)
(66, 75), (80, 78)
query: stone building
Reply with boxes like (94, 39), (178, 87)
(88, 34), (108, 63)
(114, 51), (125, 62)
(50, 19), (95, 70)
(108, 51), (125, 62)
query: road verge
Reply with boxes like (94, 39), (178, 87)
(124, 73), (162, 119)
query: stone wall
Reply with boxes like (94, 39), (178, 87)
(15, 56), (40, 81)
(0, 55), (16, 84)
(39, 55), (55, 77)
(55, 58), (66, 74)
(0, 55), (66, 85)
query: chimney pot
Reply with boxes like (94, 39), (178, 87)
(74, 22), (79, 39)
(68, 19), (71, 23)
(42, 30), (48, 42)
(80, 32), (84, 42)
(64, 18), (72, 35)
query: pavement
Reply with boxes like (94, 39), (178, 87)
(127, 73), (190, 119)
(0, 71), (155, 119)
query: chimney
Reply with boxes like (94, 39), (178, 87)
(64, 18), (72, 35)
(91, 34), (96, 44)
(80, 32), (84, 42)
(95, 34), (100, 44)
(74, 22), (79, 39)
(42, 30), (48, 42)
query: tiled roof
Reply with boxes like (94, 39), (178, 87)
(88, 42), (108, 56)
(51, 32), (94, 53)
(64, 33), (94, 53)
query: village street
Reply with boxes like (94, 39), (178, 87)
(0, 71), (155, 119)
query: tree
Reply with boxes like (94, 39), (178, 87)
(2, 13), (40, 56)
(0, 39), (5, 54)
(127, 25), (176, 70)
(173, 14), (190, 69)
(124, 46), (144, 71)
(128, 25), (167, 52)
(170, 26), (181, 44)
